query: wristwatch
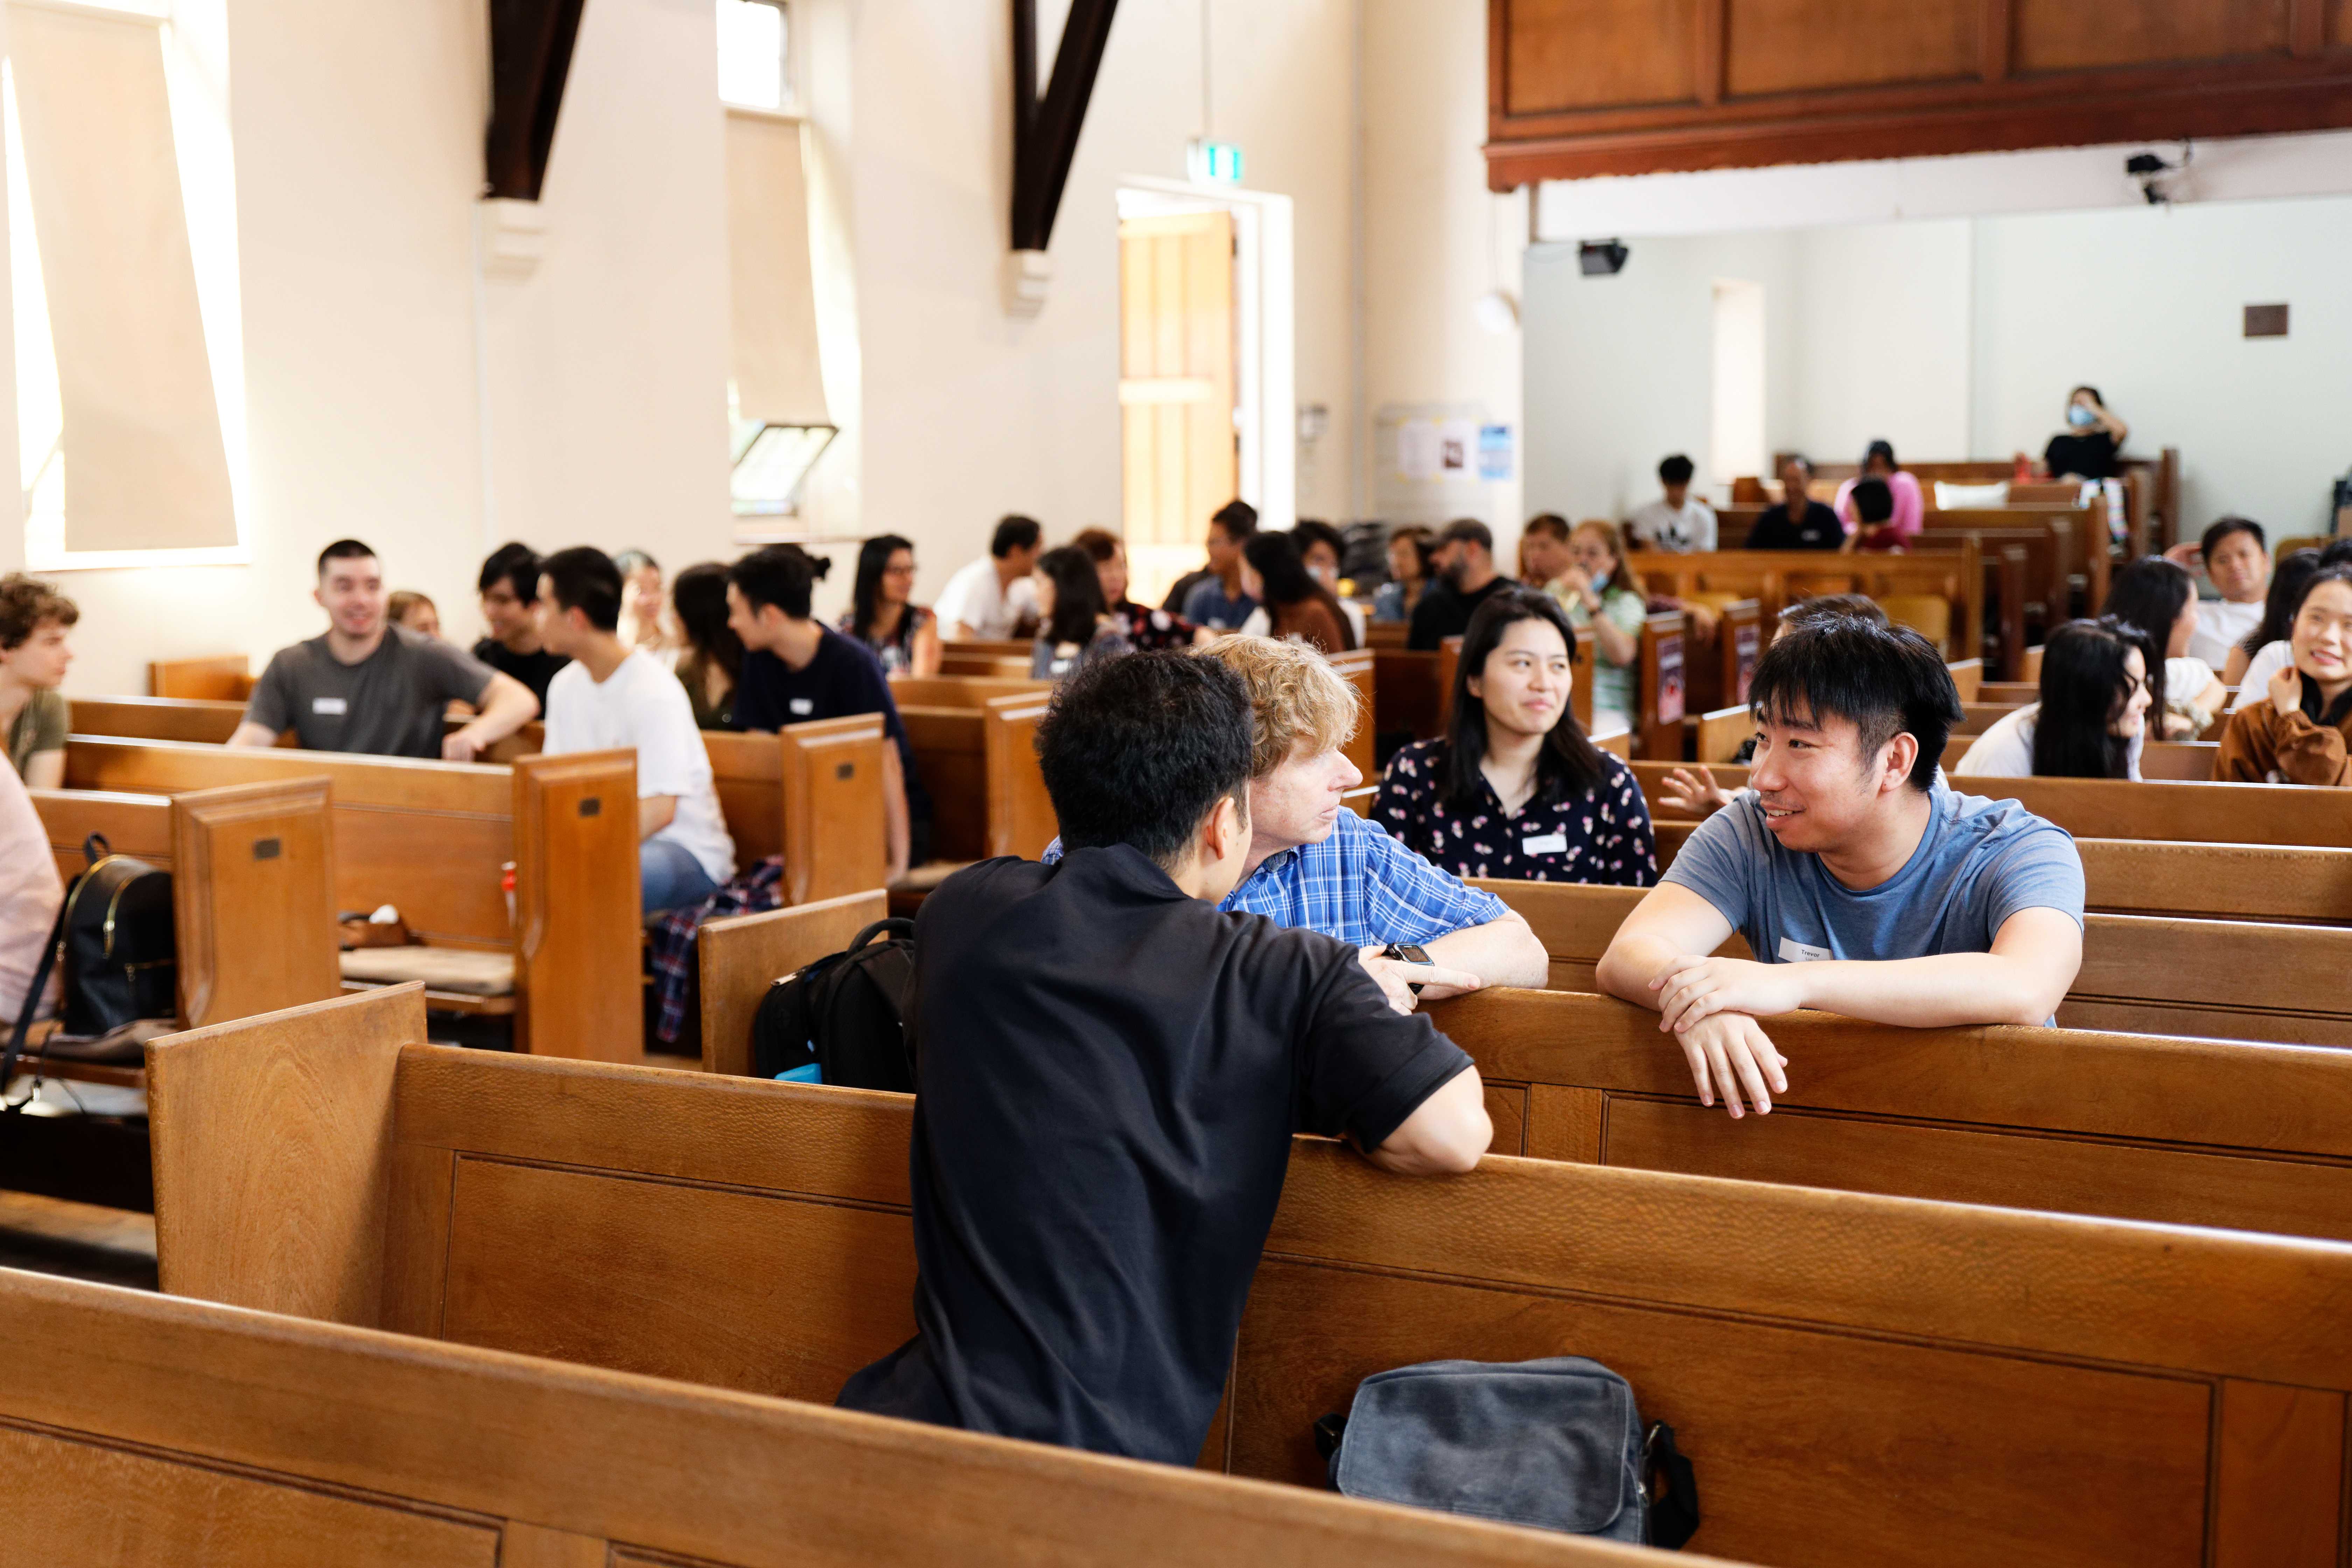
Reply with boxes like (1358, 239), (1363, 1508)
(1381, 942), (1433, 994)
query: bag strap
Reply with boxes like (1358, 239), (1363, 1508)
(845, 917), (915, 954)
(81, 832), (110, 867)
(1, 894), (73, 1113)
(1644, 1420), (1700, 1550)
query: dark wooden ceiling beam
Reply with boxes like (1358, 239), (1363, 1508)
(1011, 0), (1120, 252)
(486, 0), (589, 201)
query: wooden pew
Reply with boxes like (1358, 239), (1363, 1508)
(148, 654), (252, 701)
(1328, 646), (1377, 784)
(0, 1271), (1648, 1568)
(1693, 706), (1748, 764)
(1633, 610), (1685, 761)
(1628, 760), (2352, 849)
(150, 985), (2352, 1568)
(2142, 741), (2218, 782)
(70, 695), (247, 745)
(1437, 986), (2352, 1244)
(31, 779), (340, 1045)
(940, 637), (1034, 678)
(1474, 878), (2352, 1048)
(696, 888), (890, 1076)
(1375, 647), (1444, 743)
(704, 717), (890, 906)
(898, 688), (1056, 864)
(62, 737), (640, 1060)
(1685, 596), (1759, 714)
(1633, 543), (1982, 666)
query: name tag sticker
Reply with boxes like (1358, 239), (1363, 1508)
(1520, 833), (1568, 856)
(1777, 937), (1834, 963)
(788, 697), (814, 716)
(311, 697), (348, 716)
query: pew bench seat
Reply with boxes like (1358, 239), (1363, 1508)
(339, 946), (518, 1010)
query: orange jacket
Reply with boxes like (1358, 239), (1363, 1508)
(2217, 698), (2352, 786)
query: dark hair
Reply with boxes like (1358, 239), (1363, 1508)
(1437, 517), (1492, 553)
(2031, 617), (2151, 779)
(849, 534), (915, 644)
(2071, 385), (2104, 406)
(1749, 618), (1961, 792)
(1292, 519), (1346, 567)
(1036, 543), (1107, 646)
(1244, 532), (1354, 649)
(2200, 516), (2265, 561)
(2244, 548), (2322, 656)
(1850, 478), (1894, 525)
(316, 539), (376, 578)
(1780, 593), (1887, 629)
(538, 546), (624, 632)
(1209, 499), (1258, 543)
(1861, 439), (1898, 472)
(989, 515), (1042, 558)
(2100, 555), (2193, 719)
(1070, 527), (1120, 565)
(0, 573), (77, 651)
(1523, 513), (1571, 543)
(477, 541), (540, 603)
(1658, 454), (1695, 486)
(1780, 453), (1812, 478)
(2322, 539), (2352, 570)
(1444, 589), (1606, 809)
(2288, 567), (2352, 727)
(387, 590), (435, 628)
(672, 562), (743, 681)
(1035, 651), (1254, 871)
(727, 544), (829, 620)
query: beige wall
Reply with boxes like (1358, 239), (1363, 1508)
(9, 0), (1508, 692)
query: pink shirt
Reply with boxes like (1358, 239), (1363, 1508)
(0, 761), (61, 1023)
(1833, 470), (1924, 552)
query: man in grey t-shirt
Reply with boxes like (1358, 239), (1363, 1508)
(231, 539), (539, 760)
(1597, 618), (2084, 1119)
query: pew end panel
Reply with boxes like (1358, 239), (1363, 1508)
(1328, 646), (1378, 786)
(149, 654), (251, 702)
(170, 776), (342, 1027)
(511, 751), (643, 1062)
(697, 889), (890, 1076)
(779, 715), (890, 905)
(147, 984), (428, 1326)
(984, 693), (1057, 860)
(703, 729), (784, 866)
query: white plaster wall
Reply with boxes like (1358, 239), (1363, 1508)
(1789, 219), (1972, 469)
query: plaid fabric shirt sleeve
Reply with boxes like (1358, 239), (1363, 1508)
(1353, 815), (1512, 945)
(646, 856), (786, 1048)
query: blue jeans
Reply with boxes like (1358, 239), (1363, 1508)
(641, 838), (721, 914)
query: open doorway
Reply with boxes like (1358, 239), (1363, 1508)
(1115, 180), (1294, 607)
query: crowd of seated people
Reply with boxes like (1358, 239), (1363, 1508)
(1954, 617), (2155, 781)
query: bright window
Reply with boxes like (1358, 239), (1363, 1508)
(716, 0), (790, 112)
(1709, 279), (1767, 488)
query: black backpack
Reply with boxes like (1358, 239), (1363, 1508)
(4, 835), (176, 1092)
(750, 918), (916, 1091)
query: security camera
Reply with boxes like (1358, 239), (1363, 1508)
(2126, 144), (2192, 205)
(1578, 240), (1629, 276)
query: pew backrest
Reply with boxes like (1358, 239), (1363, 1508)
(149, 984), (2352, 1568)
(148, 654), (251, 701)
(70, 694), (248, 744)
(696, 888), (891, 1076)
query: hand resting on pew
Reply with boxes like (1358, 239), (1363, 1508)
(1353, 946), (1484, 1014)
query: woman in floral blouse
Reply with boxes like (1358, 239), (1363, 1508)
(1375, 587), (1656, 886)
(1072, 528), (1200, 651)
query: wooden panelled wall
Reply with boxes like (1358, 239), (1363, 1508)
(1487, 0), (2352, 184)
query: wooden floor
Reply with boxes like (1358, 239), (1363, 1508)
(0, 1191), (156, 1292)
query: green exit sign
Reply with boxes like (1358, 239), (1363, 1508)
(1187, 138), (1243, 186)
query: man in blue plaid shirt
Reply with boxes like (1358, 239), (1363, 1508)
(1051, 635), (1547, 1010)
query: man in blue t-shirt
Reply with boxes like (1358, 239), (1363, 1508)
(727, 545), (928, 879)
(1598, 617), (2085, 1119)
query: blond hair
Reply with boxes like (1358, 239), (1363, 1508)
(1197, 634), (1361, 777)
(1574, 518), (1643, 598)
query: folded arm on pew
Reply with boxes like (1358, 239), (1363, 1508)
(441, 672), (538, 761)
(1359, 1064), (1490, 1176)
(1594, 883), (1788, 1117)
(1420, 908), (1549, 993)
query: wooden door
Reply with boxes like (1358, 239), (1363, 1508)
(1119, 212), (1236, 565)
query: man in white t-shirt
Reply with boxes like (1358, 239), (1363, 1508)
(534, 548), (736, 913)
(0, 757), (62, 1024)
(2172, 517), (2269, 670)
(932, 516), (1043, 639)
(1625, 454), (1717, 554)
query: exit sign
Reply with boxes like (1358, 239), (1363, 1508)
(1187, 138), (1243, 186)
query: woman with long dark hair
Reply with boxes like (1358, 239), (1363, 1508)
(670, 562), (744, 730)
(1029, 544), (1130, 682)
(2226, 546), (2323, 690)
(2219, 564), (2352, 785)
(840, 534), (940, 677)
(1070, 528), (1196, 650)
(2101, 555), (2227, 738)
(1374, 588), (1655, 884)
(1954, 617), (2153, 780)
(1238, 532), (1356, 652)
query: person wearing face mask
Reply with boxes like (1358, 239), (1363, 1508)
(2218, 565), (2352, 786)
(2041, 386), (2129, 481)
(1545, 519), (1645, 735)
(1376, 589), (1655, 887)
(1291, 519), (1367, 647)
(1954, 618), (2155, 780)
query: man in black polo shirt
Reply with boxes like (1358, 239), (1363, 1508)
(835, 651), (1489, 1463)
(726, 544), (927, 878)
(1744, 455), (1844, 551)
(1407, 517), (1514, 649)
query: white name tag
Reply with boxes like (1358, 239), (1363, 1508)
(1520, 833), (1568, 856)
(788, 697), (814, 716)
(311, 696), (348, 716)
(1777, 937), (1833, 963)
(1050, 658), (1072, 675)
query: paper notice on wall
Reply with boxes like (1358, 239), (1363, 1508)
(1478, 424), (1513, 481)
(1437, 418), (1478, 475)
(1396, 420), (1442, 480)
